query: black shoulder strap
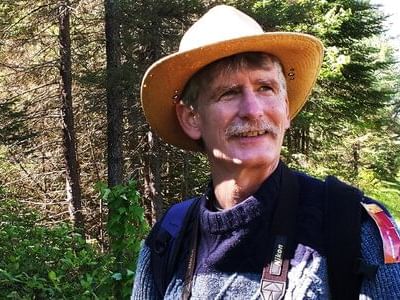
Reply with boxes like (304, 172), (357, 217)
(148, 197), (201, 297)
(325, 176), (363, 300)
(260, 163), (300, 300)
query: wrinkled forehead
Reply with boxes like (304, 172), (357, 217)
(209, 63), (280, 90)
(200, 53), (279, 85)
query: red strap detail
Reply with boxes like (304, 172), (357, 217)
(361, 203), (400, 264)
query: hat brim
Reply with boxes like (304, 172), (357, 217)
(141, 32), (324, 151)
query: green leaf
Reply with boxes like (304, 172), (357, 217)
(111, 273), (122, 281)
(48, 270), (57, 282)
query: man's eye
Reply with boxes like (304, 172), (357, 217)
(259, 85), (273, 92)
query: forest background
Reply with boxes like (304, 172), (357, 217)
(1, 0), (399, 298)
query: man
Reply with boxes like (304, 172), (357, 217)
(132, 5), (400, 299)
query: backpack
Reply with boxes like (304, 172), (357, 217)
(147, 175), (378, 300)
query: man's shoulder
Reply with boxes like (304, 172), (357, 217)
(146, 196), (201, 240)
(291, 169), (325, 202)
(360, 197), (400, 264)
(289, 168), (325, 188)
(360, 217), (400, 297)
(291, 169), (366, 202)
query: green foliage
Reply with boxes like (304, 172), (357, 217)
(0, 99), (35, 147)
(357, 169), (400, 222)
(97, 180), (149, 299)
(0, 198), (114, 299)
(0, 180), (149, 299)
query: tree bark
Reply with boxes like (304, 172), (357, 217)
(144, 131), (162, 224)
(352, 141), (360, 179)
(105, 0), (123, 188)
(58, 0), (85, 233)
(104, 0), (124, 298)
(131, 10), (164, 224)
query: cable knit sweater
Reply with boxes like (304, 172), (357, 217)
(131, 164), (400, 299)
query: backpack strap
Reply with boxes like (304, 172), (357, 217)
(260, 163), (300, 300)
(361, 199), (400, 264)
(147, 197), (201, 297)
(325, 176), (364, 300)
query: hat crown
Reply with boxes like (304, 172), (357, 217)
(179, 5), (264, 52)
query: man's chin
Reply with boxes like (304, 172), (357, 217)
(211, 149), (279, 168)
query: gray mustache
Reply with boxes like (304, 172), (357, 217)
(225, 120), (279, 137)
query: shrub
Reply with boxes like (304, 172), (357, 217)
(97, 180), (149, 299)
(0, 198), (114, 299)
(0, 179), (149, 299)
(358, 169), (400, 222)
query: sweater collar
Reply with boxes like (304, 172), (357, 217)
(200, 161), (283, 234)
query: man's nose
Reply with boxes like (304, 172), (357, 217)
(238, 90), (263, 119)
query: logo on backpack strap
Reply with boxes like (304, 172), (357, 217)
(260, 279), (286, 300)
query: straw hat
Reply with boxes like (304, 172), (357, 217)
(141, 5), (324, 151)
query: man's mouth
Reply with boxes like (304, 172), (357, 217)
(225, 120), (279, 139)
(235, 130), (267, 137)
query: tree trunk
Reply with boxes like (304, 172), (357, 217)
(352, 141), (360, 179)
(105, 0), (123, 188)
(104, 0), (124, 298)
(58, 0), (85, 233)
(182, 152), (189, 197)
(144, 131), (162, 224)
(131, 10), (164, 224)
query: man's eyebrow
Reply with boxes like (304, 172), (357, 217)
(254, 78), (279, 86)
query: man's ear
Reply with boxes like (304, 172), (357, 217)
(175, 102), (202, 140)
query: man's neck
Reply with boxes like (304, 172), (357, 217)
(211, 160), (279, 210)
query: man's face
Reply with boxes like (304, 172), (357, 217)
(194, 64), (290, 170)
